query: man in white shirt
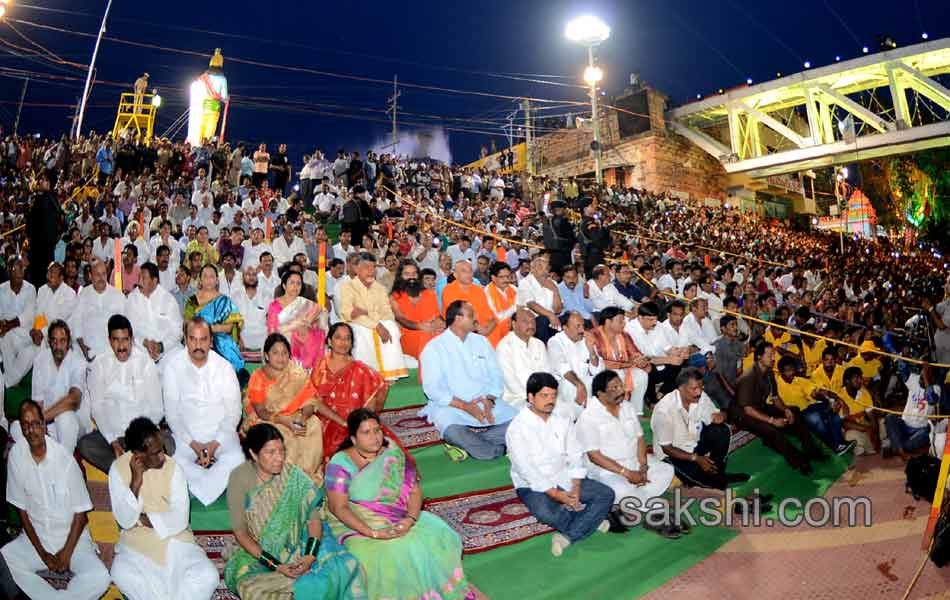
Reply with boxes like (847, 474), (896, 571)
(0, 260), (38, 387)
(884, 367), (939, 459)
(313, 178), (340, 220)
(411, 232), (440, 273)
(155, 245), (177, 291)
(125, 262), (183, 368)
(149, 221), (181, 270)
(242, 227), (269, 269)
(219, 194), (241, 227)
(163, 317), (244, 506)
(91, 221), (115, 266)
(576, 370), (678, 537)
(271, 228), (306, 268)
(71, 260), (126, 362)
(190, 180), (213, 207)
(658, 301), (706, 356)
(24, 320), (90, 453)
(256, 252), (281, 305)
(496, 308), (551, 410)
(331, 229), (356, 261)
(587, 264), (635, 314)
(517, 253), (562, 343)
(34, 262), (78, 343)
(230, 266), (268, 351)
(679, 298), (716, 355)
(79, 315), (168, 473)
(108, 417), (219, 600)
(218, 252), (244, 297)
(506, 372), (614, 557)
(0, 401), (110, 600)
(656, 260), (687, 295)
(626, 301), (688, 405)
(547, 311), (603, 421)
(446, 236), (475, 265)
(651, 367), (747, 489)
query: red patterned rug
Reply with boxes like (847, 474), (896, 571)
(380, 404), (441, 450)
(196, 532), (240, 600)
(424, 486), (553, 554)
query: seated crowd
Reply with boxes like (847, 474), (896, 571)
(0, 130), (945, 598)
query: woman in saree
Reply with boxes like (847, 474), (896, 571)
(184, 263), (246, 372)
(326, 409), (474, 600)
(245, 333), (344, 482)
(310, 322), (392, 461)
(267, 270), (326, 370)
(591, 306), (651, 415)
(225, 423), (367, 600)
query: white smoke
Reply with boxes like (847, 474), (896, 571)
(371, 126), (452, 164)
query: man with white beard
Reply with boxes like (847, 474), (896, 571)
(71, 260), (126, 362)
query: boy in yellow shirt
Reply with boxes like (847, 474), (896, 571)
(836, 366), (882, 455)
(777, 357), (854, 455)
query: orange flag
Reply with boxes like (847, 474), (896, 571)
(318, 242), (327, 308)
(113, 238), (123, 290)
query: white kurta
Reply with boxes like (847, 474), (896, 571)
(163, 350), (243, 505)
(547, 331), (604, 421)
(506, 407), (586, 492)
(495, 331), (551, 411)
(230, 287), (268, 350)
(35, 283), (78, 331)
(2, 436), (110, 600)
(70, 284), (127, 361)
(575, 398), (674, 511)
(587, 280), (634, 312)
(21, 349), (90, 452)
(0, 280), (37, 387)
(650, 390), (718, 460)
(108, 457), (219, 600)
(87, 347), (164, 443)
(125, 286), (183, 365)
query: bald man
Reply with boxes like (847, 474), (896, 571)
(441, 260), (496, 338)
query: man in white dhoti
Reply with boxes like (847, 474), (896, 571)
(576, 370), (680, 538)
(125, 262), (183, 367)
(230, 266), (268, 352)
(496, 308), (551, 410)
(0, 260), (38, 387)
(108, 417), (219, 600)
(340, 252), (408, 381)
(34, 263), (78, 344)
(163, 317), (244, 506)
(79, 315), (170, 474)
(0, 400), (110, 600)
(18, 321), (90, 453)
(70, 260), (126, 362)
(547, 311), (603, 421)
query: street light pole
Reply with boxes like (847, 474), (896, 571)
(587, 45), (602, 186)
(75, 0), (113, 141)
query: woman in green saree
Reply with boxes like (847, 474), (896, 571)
(326, 409), (475, 600)
(225, 423), (367, 600)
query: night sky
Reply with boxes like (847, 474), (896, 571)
(2, 0), (948, 165)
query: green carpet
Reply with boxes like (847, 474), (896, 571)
(413, 446), (512, 500)
(191, 493), (231, 532)
(462, 515), (737, 600)
(387, 369), (426, 409)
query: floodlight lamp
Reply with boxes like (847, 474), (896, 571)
(565, 15), (610, 45)
(583, 66), (603, 85)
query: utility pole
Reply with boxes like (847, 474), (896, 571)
(523, 98), (533, 174)
(76, 0), (113, 141)
(386, 75), (400, 155)
(503, 107), (519, 152)
(13, 77), (28, 135)
(587, 45), (603, 186)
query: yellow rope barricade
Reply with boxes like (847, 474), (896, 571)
(380, 184), (544, 250)
(0, 225), (25, 239)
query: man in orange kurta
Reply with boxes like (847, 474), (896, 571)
(484, 262), (518, 347)
(442, 260), (497, 339)
(390, 262), (443, 359)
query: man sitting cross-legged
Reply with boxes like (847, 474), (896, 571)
(420, 299), (517, 461)
(79, 314), (173, 474)
(108, 417), (219, 600)
(0, 400), (110, 600)
(652, 367), (749, 489)
(163, 316), (244, 505)
(577, 370), (680, 538)
(775, 356), (855, 456)
(496, 308), (551, 411)
(507, 372), (615, 557)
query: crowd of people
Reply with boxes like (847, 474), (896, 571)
(0, 127), (946, 598)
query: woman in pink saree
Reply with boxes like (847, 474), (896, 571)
(267, 270), (327, 370)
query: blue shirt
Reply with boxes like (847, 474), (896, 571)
(558, 281), (593, 319)
(95, 147), (113, 174)
(419, 330), (515, 433)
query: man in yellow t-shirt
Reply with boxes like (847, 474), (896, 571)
(777, 357), (853, 454)
(837, 366), (881, 455)
(846, 339), (883, 381)
(798, 324), (826, 374)
(810, 346), (844, 392)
